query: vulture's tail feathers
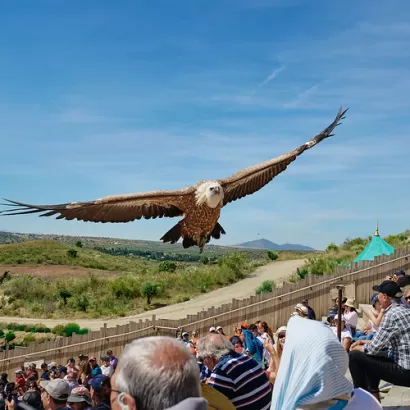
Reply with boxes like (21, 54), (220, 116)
(160, 223), (182, 244)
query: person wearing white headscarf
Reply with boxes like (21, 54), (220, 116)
(270, 316), (382, 410)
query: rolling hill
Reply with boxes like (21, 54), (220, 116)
(237, 238), (315, 251)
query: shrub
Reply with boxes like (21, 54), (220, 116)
(22, 334), (36, 346)
(75, 241), (83, 248)
(72, 295), (90, 312)
(255, 280), (276, 295)
(33, 324), (47, 333)
(141, 282), (160, 304)
(67, 249), (78, 258)
(5, 332), (16, 343)
(267, 251), (279, 261)
(63, 323), (80, 337)
(201, 257), (209, 265)
(158, 261), (177, 273)
(77, 328), (89, 335)
(52, 324), (65, 336)
(109, 276), (140, 299)
(297, 267), (308, 280)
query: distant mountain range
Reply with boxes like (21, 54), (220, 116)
(236, 238), (315, 251)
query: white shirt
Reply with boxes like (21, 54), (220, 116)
(331, 327), (352, 342)
(343, 310), (358, 327)
(100, 364), (114, 377)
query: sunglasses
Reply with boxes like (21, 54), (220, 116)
(278, 333), (286, 339)
(405, 296), (410, 301)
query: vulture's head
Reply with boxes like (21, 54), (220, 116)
(195, 181), (224, 208)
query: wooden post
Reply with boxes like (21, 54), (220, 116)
(337, 285), (344, 342)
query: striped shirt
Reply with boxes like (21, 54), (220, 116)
(364, 302), (410, 370)
(207, 352), (272, 409)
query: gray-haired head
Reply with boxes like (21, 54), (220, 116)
(115, 336), (200, 410)
(196, 333), (235, 361)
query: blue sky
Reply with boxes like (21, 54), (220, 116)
(1, 0), (410, 250)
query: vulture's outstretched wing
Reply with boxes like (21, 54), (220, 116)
(218, 107), (347, 206)
(0, 188), (195, 223)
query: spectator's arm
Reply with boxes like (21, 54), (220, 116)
(242, 329), (258, 354)
(373, 308), (385, 329)
(364, 319), (396, 356)
(342, 337), (352, 352)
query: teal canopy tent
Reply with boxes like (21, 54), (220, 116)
(353, 223), (395, 263)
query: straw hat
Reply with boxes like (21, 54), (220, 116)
(275, 326), (287, 335)
(344, 298), (357, 309)
(295, 303), (309, 315)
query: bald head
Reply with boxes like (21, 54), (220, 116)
(115, 336), (200, 410)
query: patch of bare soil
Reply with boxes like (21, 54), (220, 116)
(0, 265), (116, 278)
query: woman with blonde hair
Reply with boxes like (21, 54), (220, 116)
(264, 326), (287, 385)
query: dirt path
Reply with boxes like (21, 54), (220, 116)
(0, 259), (305, 330)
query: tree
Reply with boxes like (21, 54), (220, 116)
(75, 240), (83, 248)
(5, 331), (15, 344)
(141, 282), (160, 305)
(158, 261), (177, 273)
(267, 251), (279, 261)
(326, 242), (339, 253)
(59, 288), (73, 305)
(67, 249), (78, 258)
(73, 294), (89, 312)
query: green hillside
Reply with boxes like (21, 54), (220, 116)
(0, 240), (153, 272)
(0, 240), (269, 319)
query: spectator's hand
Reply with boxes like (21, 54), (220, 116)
(264, 338), (274, 354)
(6, 399), (15, 410)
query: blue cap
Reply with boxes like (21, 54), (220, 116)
(58, 366), (67, 374)
(88, 374), (110, 393)
(371, 293), (379, 305)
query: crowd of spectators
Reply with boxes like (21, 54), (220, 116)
(0, 271), (408, 409)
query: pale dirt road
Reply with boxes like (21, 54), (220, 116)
(0, 259), (305, 330)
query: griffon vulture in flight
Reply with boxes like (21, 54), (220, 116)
(1, 107), (347, 252)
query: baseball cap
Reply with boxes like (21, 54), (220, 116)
(372, 280), (403, 298)
(209, 327), (216, 332)
(67, 386), (92, 405)
(216, 326), (222, 330)
(100, 355), (109, 361)
(48, 362), (56, 368)
(22, 391), (42, 409)
(395, 270), (406, 277)
(371, 293), (379, 305)
(40, 378), (70, 401)
(182, 332), (189, 336)
(88, 374), (111, 393)
(58, 366), (67, 374)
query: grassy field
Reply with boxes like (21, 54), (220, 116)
(0, 240), (275, 319)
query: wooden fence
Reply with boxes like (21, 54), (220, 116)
(1, 247), (409, 373)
